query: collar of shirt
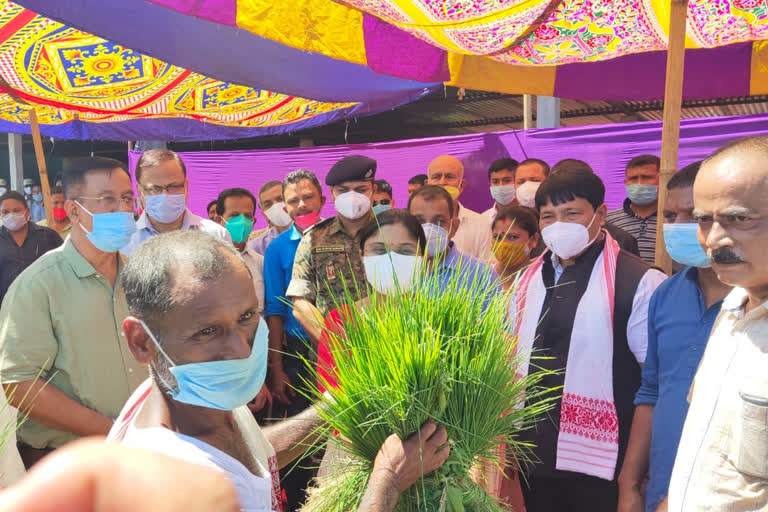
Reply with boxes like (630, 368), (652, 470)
(547, 234), (607, 283)
(721, 286), (768, 321)
(457, 202), (472, 221)
(433, 243), (460, 272)
(61, 237), (99, 278)
(327, 212), (374, 237)
(288, 223), (301, 241)
(136, 208), (200, 234)
(623, 197), (657, 220)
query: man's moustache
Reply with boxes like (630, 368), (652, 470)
(709, 248), (745, 264)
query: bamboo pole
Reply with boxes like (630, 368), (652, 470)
(28, 109), (53, 226)
(655, 0), (689, 274)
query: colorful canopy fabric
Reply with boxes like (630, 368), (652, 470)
(0, 1), (437, 140)
(20, 0), (768, 102)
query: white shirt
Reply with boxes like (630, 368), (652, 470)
(109, 380), (280, 512)
(668, 287), (768, 511)
(452, 203), (493, 262)
(482, 206), (498, 224)
(0, 388), (24, 487)
(241, 247), (265, 316)
(121, 209), (231, 256)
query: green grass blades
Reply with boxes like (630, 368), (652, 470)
(302, 252), (556, 511)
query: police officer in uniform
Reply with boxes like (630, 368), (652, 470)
(287, 155), (376, 346)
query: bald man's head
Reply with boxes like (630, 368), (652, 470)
(694, 135), (768, 298)
(427, 155), (465, 201)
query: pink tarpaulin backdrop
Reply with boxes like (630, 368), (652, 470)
(129, 113), (768, 230)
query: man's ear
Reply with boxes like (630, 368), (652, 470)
(597, 204), (608, 227)
(449, 217), (461, 239)
(64, 200), (79, 224)
(459, 178), (467, 194)
(123, 317), (155, 365)
(320, 195), (327, 208)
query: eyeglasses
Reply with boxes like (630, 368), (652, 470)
(78, 196), (137, 211)
(141, 183), (186, 195)
(372, 198), (391, 207)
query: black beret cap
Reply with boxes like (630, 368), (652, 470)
(325, 155), (377, 186)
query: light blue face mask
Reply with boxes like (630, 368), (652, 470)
(626, 184), (658, 206)
(372, 204), (392, 215)
(144, 193), (186, 224)
(663, 223), (710, 268)
(32, 193), (43, 202)
(141, 317), (269, 411)
(75, 201), (137, 253)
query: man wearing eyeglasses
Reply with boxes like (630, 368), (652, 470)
(0, 157), (147, 468)
(121, 149), (229, 256)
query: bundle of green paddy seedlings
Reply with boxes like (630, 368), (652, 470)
(299, 256), (555, 512)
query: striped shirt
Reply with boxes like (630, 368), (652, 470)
(607, 198), (657, 264)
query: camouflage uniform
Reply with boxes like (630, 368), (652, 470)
(286, 214), (371, 316)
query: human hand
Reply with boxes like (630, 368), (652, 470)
(617, 484), (645, 512)
(373, 420), (450, 494)
(268, 367), (295, 406)
(0, 439), (240, 512)
(248, 384), (273, 413)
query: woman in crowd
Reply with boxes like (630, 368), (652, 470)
(317, 209), (425, 392)
(491, 206), (540, 290)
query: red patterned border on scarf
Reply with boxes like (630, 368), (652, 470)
(560, 393), (619, 444)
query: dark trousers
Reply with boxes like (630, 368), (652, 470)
(270, 335), (315, 512)
(521, 473), (619, 512)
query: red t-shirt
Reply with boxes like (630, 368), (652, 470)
(317, 305), (352, 393)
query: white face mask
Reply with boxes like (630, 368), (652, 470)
(490, 184), (517, 206)
(364, 252), (420, 295)
(2, 212), (27, 232)
(334, 191), (371, 220)
(541, 213), (599, 260)
(516, 181), (541, 208)
(421, 223), (450, 257)
(0, 187), (7, 196)
(23, 186), (32, 196)
(264, 202), (292, 227)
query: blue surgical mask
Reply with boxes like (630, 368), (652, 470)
(372, 204), (392, 215)
(141, 317), (269, 411)
(626, 184), (658, 206)
(32, 194), (43, 202)
(75, 201), (137, 253)
(663, 223), (710, 268)
(144, 193), (186, 224)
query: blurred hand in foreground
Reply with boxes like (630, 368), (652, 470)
(0, 439), (240, 512)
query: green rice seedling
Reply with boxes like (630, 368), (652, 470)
(299, 251), (557, 512)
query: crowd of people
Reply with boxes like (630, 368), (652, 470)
(0, 135), (765, 512)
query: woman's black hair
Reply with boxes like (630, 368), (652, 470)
(359, 209), (427, 252)
(492, 206), (539, 237)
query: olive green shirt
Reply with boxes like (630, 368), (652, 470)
(0, 239), (146, 448)
(286, 215), (370, 317)
(37, 219), (72, 240)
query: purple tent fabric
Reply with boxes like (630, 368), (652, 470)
(129, 112), (768, 230)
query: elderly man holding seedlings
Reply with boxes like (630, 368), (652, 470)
(109, 229), (449, 512)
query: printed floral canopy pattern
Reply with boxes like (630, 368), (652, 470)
(0, 1), (356, 128)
